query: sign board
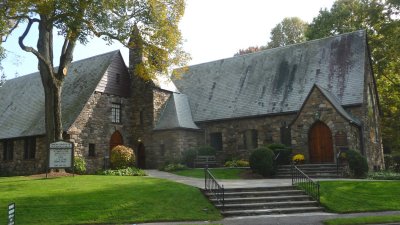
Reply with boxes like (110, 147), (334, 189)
(8, 203), (15, 225)
(49, 141), (73, 169)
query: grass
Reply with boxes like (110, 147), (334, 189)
(323, 214), (400, 225)
(0, 175), (221, 225)
(320, 180), (400, 213)
(171, 168), (248, 179)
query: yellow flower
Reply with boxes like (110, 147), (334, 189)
(292, 154), (305, 163)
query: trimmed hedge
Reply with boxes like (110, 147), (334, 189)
(110, 145), (135, 169)
(266, 143), (292, 165)
(347, 149), (369, 178)
(249, 147), (275, 177)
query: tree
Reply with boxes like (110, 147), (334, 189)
(234, 17), (308, 56)
(266, 17), (308, 49)
(234, 46), (266, 56)
(0, 0), (187, 145)
(306, 0), (400, 154)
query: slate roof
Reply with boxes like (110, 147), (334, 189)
(154, 93), (200, 130)
(173, 30), (367, 122)
(0, 50), (120, 139)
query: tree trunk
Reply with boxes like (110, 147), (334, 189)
(37, 16), (63, 146)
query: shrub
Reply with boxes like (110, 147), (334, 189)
(368, 171), (400, 180)
(196, 145), (216, 156)
(392, 153), (400, 172)
(74, 156), (86, 174)
(384, 154), (394, 170)
(97, 167), (146, 176)
(224, 159), (249, 167)
(181, 148), (197, 167)
(267, 143), (292, 165)
(347, 149), (369, 178)
(292, 154), (305, 164)
(249, 147), (275, 177)
(110, 145), (135, 169)
(163, 163), (188, 172)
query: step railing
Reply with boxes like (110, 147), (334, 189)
(291, 164), (320, 203)
(204, 166), (224, 210)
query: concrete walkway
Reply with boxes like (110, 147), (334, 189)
(138, 211), (400, 225)
(145, 170), (293, 189)
(142, 170), (400, 225)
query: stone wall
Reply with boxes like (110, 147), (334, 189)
(67, 92), (134, 173)
(0, 136), (47, 175)
(146, 129), (203, 168)
(291, 87), (361, 163)
(361, 53), (384, 169)
(198, 114), (296, 162)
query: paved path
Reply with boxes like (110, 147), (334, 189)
(138, 211), (400, 225)
(143, 170), (400, 225)
(145, 170), (293, 189)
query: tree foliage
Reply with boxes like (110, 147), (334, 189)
(0, 0), (188, 144)
(306, 0), (400, 154)
(234, 17), (308, 56)
(266, 17), (308, 49)
(234, 46), (266, 56)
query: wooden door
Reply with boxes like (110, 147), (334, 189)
(309, 121), (334, 163)
(110, 131), (123, 151)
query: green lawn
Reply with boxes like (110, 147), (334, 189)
(171, 168), (248, 179)
(320, 181), (400, 213)
(324, 214), (400, 225)
(0, 176), (221, 225)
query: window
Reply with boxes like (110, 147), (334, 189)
(3, 140), (14, 161)
(140, 110), (144, 125)
(160, 144), (165, 156)
(244, 129), (258, 150)
(24, 137), (36, 160)
(89, 144), (96, 157)
(280, 125), (291, 146)
(111, 103), (121, 123)
(210, 132), (223, 151)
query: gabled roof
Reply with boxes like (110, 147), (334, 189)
(315, 84), (361, 126)
(0, 50), (120, 139)
(154, 93), (199, 131)
(173, 30), (367, 122)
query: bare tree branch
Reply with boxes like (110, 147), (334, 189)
(18, 18), (53, 77)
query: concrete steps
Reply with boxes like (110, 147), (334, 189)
(204, 185), (324, 217)
(275, 163), (343, 178)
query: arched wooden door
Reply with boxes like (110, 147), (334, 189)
(110, 131), (123, 152)
(309, 121), (334, 163)
(137, 143), (146, 169)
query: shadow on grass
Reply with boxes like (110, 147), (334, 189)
(0, 176), (222, 225)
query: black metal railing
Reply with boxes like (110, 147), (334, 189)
(291, 164), (320, 203)
(336, 151), (342, 175)
(204, 167), (224, 210)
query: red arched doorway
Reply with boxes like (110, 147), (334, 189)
(137, 143), (146, 169)
(308, 121), (334, 163)
(110, 131), (123, 152)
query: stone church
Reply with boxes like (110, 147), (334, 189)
(0, 30), (384, 175)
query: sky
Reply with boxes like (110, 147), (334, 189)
(1, 0), (335, 80)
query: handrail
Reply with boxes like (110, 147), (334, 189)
(274, 151), (281, 161)
(336, 150), (342, 175)
(291, 164), (320, 203)
(204, 167), (224, 211)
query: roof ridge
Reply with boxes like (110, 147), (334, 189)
(3, 50), (120, 82)
(185, 30), (366, 68)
